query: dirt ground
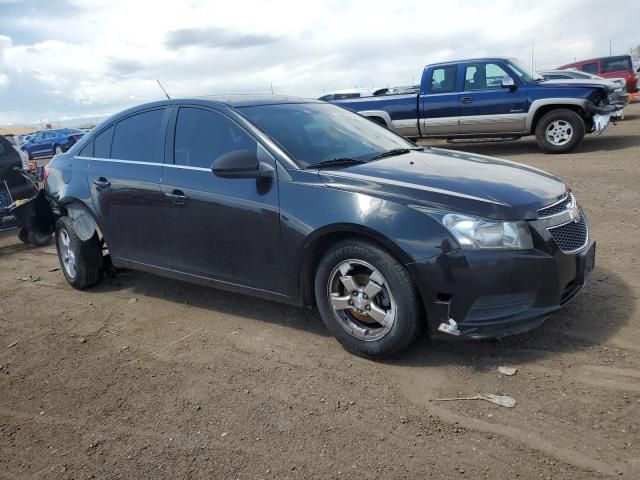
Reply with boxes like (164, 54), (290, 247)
(1, 104), (639, 480)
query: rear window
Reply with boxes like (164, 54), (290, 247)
(602, 56), (632, 73)
(582, 62), (598, 74)
(430, 66), (457, 93)
(111, 109), (166, 163)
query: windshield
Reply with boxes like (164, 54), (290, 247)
(239, 103), (416, 168)
(508, 59), (544, 82)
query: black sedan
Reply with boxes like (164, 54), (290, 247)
(38, 96), (595, 358)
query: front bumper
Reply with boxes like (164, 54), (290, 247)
(407, 239), (596, 339)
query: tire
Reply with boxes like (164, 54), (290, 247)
(535, 108), (586, 154)
(18, 227), (30, 244)
(55, 216), (103, 289)
(28, 230), (52, 247)
(54, 145), (64, 155)
(314, 239), (423, 358)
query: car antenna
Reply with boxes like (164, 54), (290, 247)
(156, 79), (171, 100)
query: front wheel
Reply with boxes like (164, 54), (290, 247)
(314, 240), (423, 358)
(55, 217), (103, 289)
(535, 109), (586, 154)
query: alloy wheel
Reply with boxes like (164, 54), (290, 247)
(58, 228), (77, 278)
(545, 120), (573, 146)
(326, 259), (396, 341)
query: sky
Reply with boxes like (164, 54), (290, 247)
(0, 0), (638, 127)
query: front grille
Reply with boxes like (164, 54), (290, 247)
(547, 211), (588, 252)
(538, 193), (573, 217)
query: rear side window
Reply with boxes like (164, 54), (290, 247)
(582, 62), (598, 74)
(174, 107), (256, 169)
(602, 56), (632, 73)
(79, 140), (94, 157)
(430, 66), (457, 93)
(111, 109), (166, 163)
(93, 126), (114, 158)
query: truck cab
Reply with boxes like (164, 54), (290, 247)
(332, 57), (621, 153)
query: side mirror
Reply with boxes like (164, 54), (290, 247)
(212, 149), (272, 179)
(501, 77), (516, 90)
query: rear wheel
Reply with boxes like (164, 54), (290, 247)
(314, 240), (423, 358)
(55, 217), (103, 289)
(535, 109), (585, 153)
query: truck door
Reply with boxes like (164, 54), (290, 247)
(419, 65), (460, 136)
(458, 61), (527, 134)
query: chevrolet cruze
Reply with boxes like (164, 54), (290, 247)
(39, 96), (596, 358)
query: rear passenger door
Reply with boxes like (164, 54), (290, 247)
(161, 106), (282, 293)
(86, 107), (172, 268)
(458, 61), (527, 134)
(420, 65), (460, 135)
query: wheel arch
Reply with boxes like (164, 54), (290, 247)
(526, 99), (589, 133)
(297, 224), (413, 307)
(357, 110), (394, 129)
(57, 198), (103, 241)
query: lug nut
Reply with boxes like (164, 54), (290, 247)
(349, 300), (353, 305)
(365, 305), (371, 310)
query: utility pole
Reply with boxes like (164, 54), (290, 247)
(609, 39), (612, 56)
(531, 39), (534, 72)
(270, 82), (274, 94)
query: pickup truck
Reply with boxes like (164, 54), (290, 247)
(332, 57), (623, 153)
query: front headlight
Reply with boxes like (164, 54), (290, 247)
(410, 206), (533, 250)
(441, 213), (533, 250)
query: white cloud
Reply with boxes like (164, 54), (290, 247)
(0, 0), (638, 125)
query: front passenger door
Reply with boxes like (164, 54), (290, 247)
(161, 107), (283, 293)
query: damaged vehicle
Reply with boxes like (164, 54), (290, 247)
(37, 97), (595, 358)
(330, 57), (621, 153)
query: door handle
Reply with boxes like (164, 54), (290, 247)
(165, 190), (188, 206)
(93, 177), (111, 189)
(461, 96), (473, 104)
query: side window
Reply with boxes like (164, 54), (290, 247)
(602, 57), (631, 73)
(582, 62), (598, 74)
(174, 108), (257, 169)
(318, 94), (333, 101)
(34, 132), (44, 141)
(465, 63), (511, 90)
(111, 109), (166, 163)
(430, 66), (457, 93)
(79, 140), (94, 157)
(93, 125), (114, 158)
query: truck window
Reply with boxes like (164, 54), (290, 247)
(465, 63), (511, 90)
(430, 66), (457, 93)
(582, 62), (598, 74)
(601, 56), (632, 73)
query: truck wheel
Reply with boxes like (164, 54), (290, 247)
(314, 239), (423, 358)
(535, 109), (585, 153)
(55, 217), (103, 289)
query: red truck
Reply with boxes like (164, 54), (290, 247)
(559, 55), (638, 93)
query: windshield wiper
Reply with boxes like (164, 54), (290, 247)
(306, 158), (366, 169)
(368, 147), (422, 161)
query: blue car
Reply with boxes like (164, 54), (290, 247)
(21, 129), (84, 159)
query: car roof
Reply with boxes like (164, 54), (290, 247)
(559, 55), (632, 67)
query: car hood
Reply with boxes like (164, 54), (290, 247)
(539, 78), (616, 92)
(319, 148), (567, 220)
